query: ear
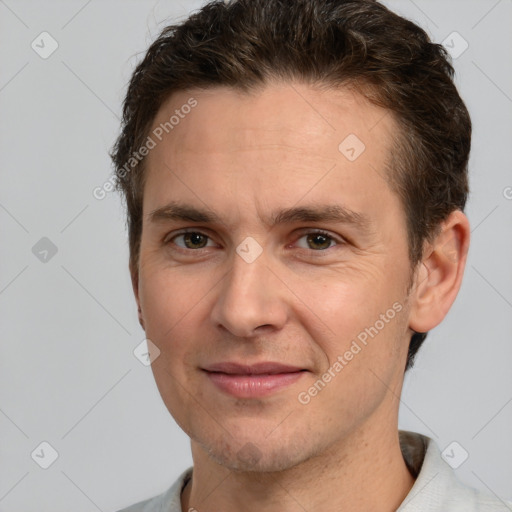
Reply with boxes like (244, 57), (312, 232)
(130, 260), (145, 331)
(408, 210), (470, 333)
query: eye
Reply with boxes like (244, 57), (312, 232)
(295, 230), (341, 251)
(165, 229), (343, 254)
(169, 231), (216, 250)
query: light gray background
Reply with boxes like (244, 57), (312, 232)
(0, 0), (511, 510)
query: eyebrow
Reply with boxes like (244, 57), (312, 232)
(148, 201), (373, 232)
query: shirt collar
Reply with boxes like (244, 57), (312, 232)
(158, 430), (502, 512)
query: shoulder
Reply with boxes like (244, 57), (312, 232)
(398, 431), (511, 511)
(440, 484), (512, 511)
(115, 467), (193, 512)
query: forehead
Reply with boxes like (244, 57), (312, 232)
(143, 82), (402, 231)
(150, 82), (395, 162)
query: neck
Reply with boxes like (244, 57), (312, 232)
(181, 420), (415, 512)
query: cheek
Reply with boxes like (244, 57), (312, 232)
(138, 260), (225, 385)
(291, 269), (410, 415)
(139, 265), (209, 428)
(138, 257), (208, 335)
(290, 264), (403, 349)
(298, 303), (409, 427)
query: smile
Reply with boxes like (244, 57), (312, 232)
(202, 362), (307, 398)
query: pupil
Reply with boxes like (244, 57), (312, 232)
(185, 233), (206, 248)
(308, 233), (330, 250)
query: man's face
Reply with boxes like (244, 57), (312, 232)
(135, 83), (415, 471)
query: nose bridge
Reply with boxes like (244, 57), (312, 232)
(211, 244), (287, 337)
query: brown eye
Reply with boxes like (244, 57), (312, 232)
(295, 231), (339, 251)
(306, 233), (333, 250)
(171, 232), (212, 250)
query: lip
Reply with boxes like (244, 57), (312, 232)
(202, 362), (307, 398)
(204, 362), (304, 375)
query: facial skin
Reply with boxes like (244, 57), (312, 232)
(131, 82), (470, 512)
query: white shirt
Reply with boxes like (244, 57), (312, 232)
(117, 430), (512, 511)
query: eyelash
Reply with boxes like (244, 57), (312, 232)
(165, 229), (344, 255)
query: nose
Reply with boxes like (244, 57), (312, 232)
(210, 245), (289, 338)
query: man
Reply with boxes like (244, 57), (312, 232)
(111, 0), (510, 510)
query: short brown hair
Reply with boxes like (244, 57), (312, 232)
(111, 0), (471, 371)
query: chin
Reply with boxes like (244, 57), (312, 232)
(195, 430), (315, 473)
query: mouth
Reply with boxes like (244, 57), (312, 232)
(202, 362), (308, 398)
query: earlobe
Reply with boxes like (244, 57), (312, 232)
(408, 210), (470, 334)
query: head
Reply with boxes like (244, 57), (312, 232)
(111, 0), (471, 471)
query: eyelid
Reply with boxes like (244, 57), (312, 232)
(165, 229), (219, 248)
(292, 228), (345, 247)
(165, 227), (213, 240)
(294, 232), (346, 258)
